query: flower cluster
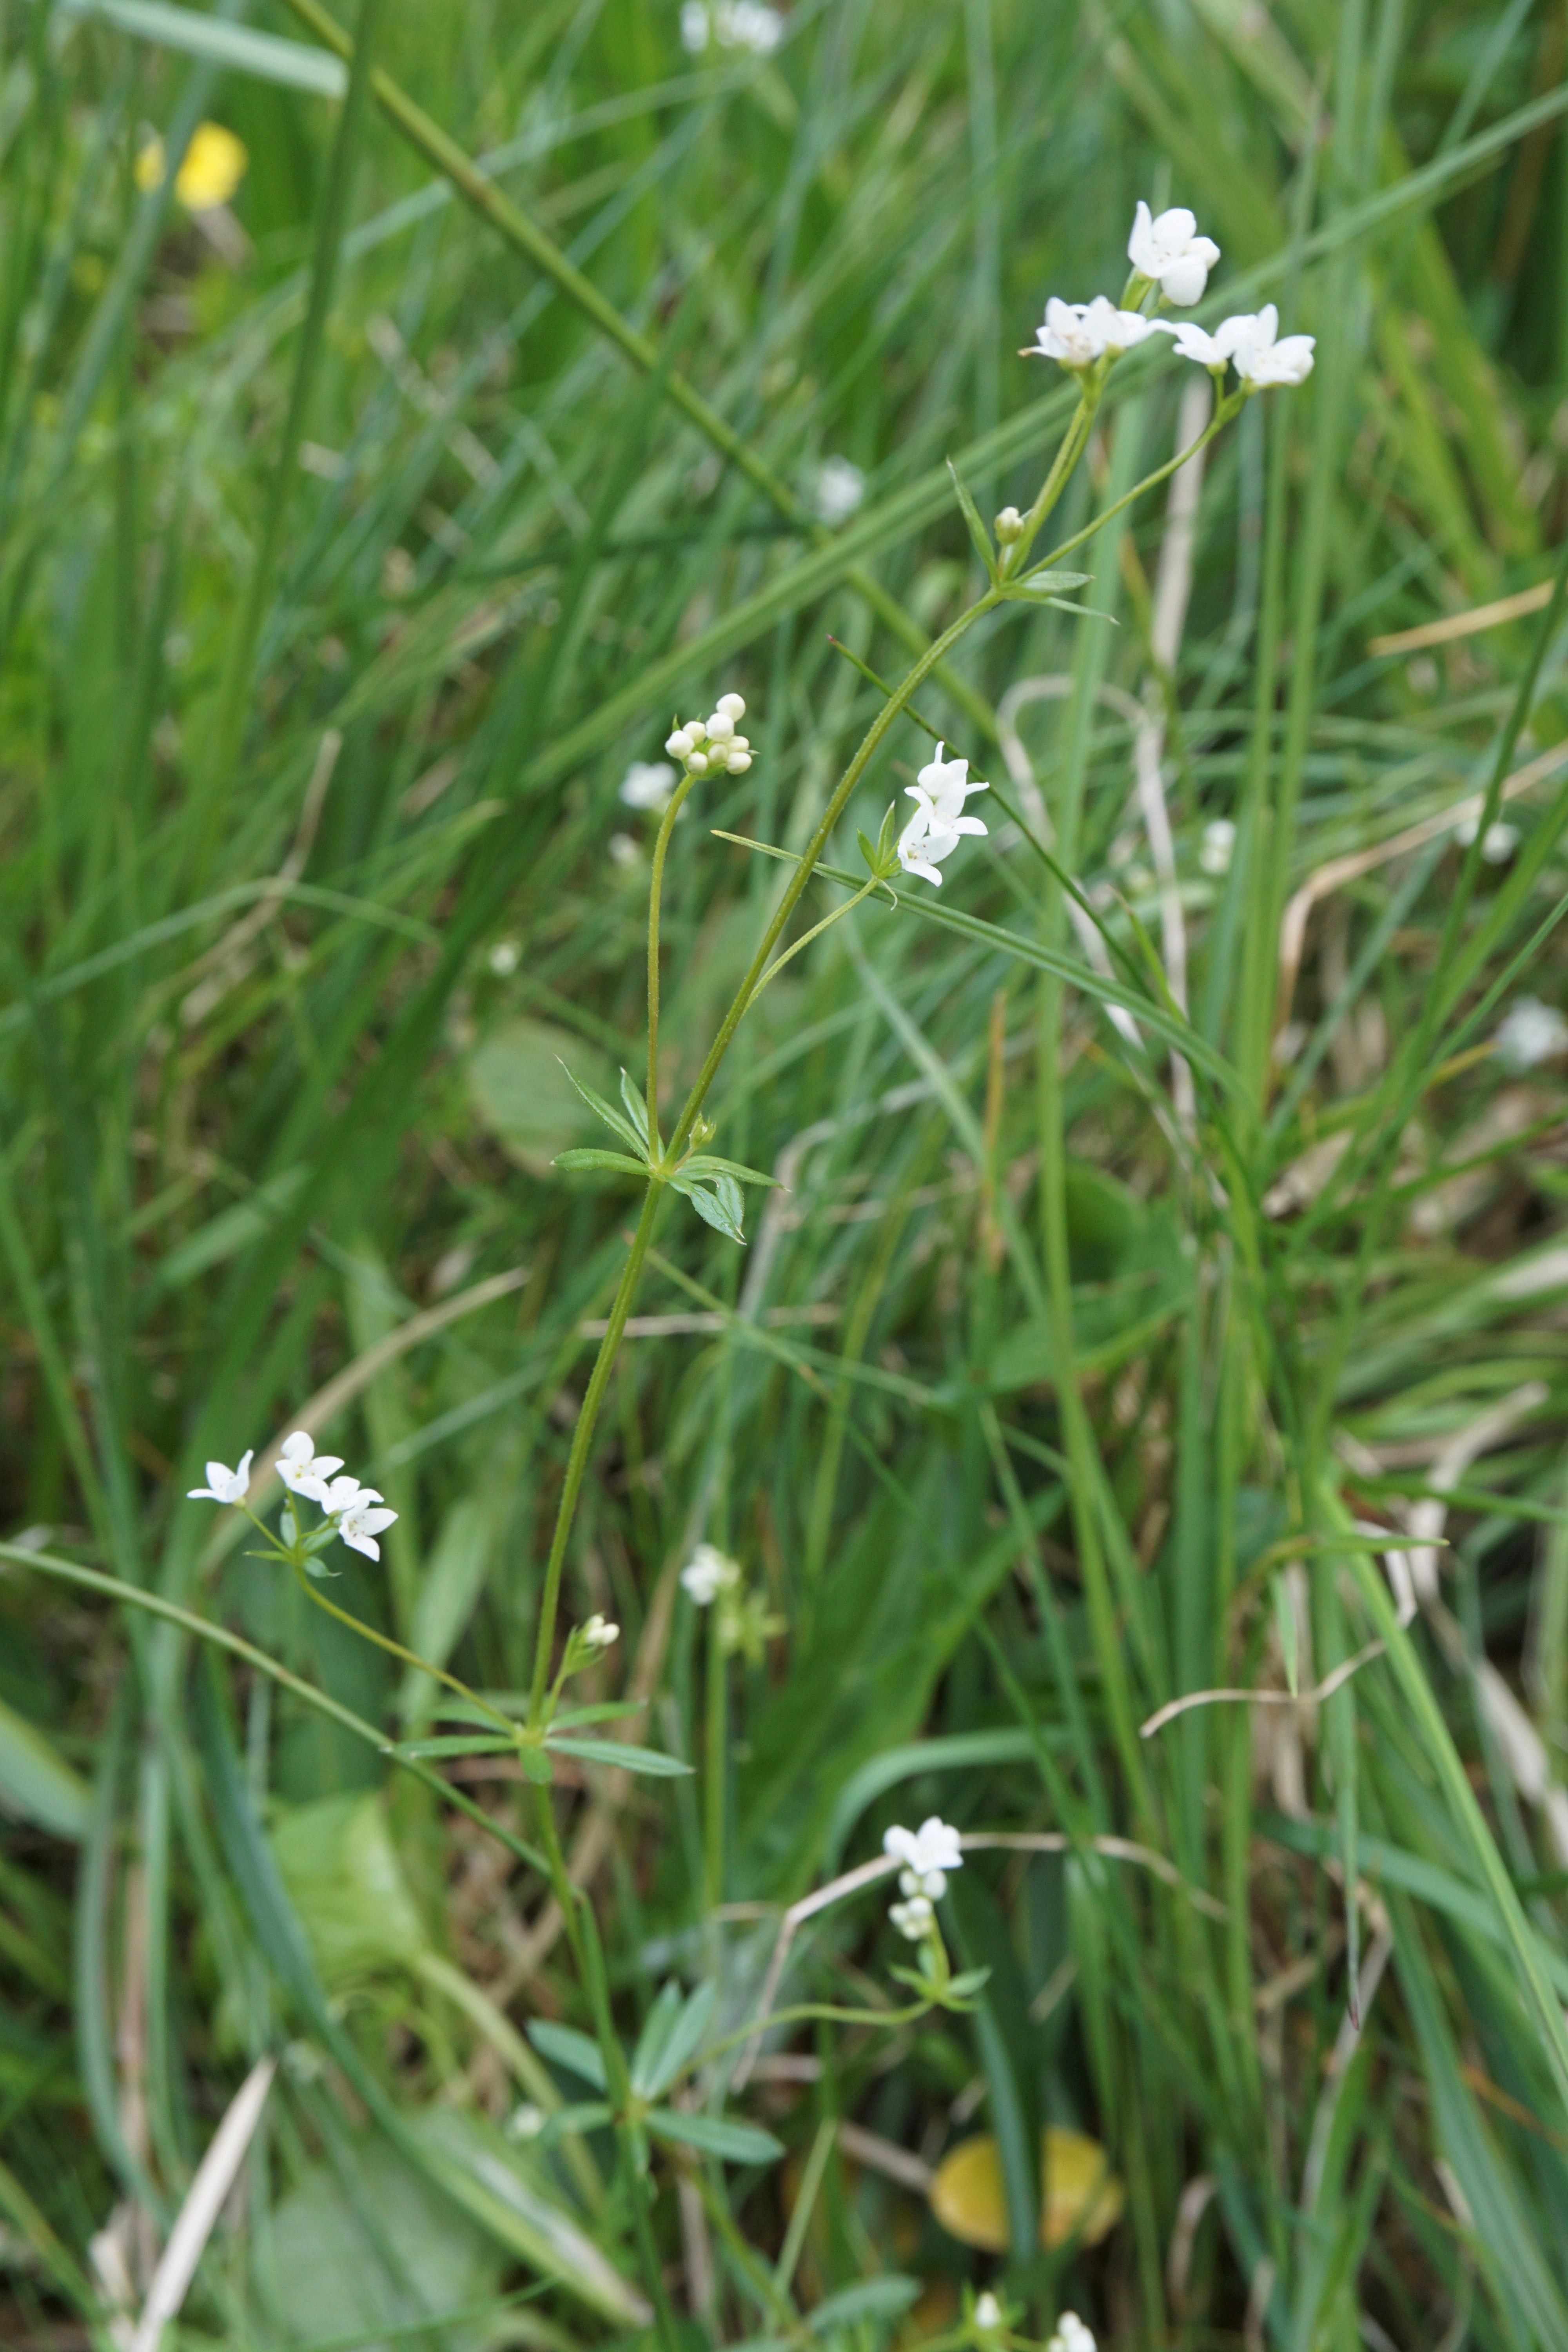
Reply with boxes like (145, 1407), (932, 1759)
(188, 1430), (398, 1561)
(1025, 201), (1312, 393)
(680, 0), (783, 56)
(682, 1541), (741, 1605)
(884, 1815), (962, 1937)
(897, 743), (989, 887)
(1047, 2317), (1096, 2352)
(666, 691), (752, 777)
(1165, 304), (1314, 388)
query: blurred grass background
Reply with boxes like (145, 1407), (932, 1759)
(7, 0), (1568, 2344)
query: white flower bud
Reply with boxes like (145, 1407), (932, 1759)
(687, 717), (708, 743)
(994, 506), (1024, 542)
(728, 734), (749, 753)
(726, 751), (751, 773)
(706, 711), (735, 743)
(717, 691), (745, 720)
(666, 729), (693, 757)
(688, 750), (709, 774)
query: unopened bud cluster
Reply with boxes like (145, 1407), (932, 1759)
(666, 691), (751, 776)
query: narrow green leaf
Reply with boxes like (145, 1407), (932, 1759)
(618, 1069), (652, 1150)
(552, 1149), (649, 1176)
(645, 2110), (784, 2165)
(0, 1697), (91, 1840)
(677, 1154), (781, 1187)
(526, 2022), (608, 2091)
(545, 1736), (693, 1777)
(556, 1062), (643, 1151)
(946, 457), (998, 583)
(383, 1734), (518, 1760)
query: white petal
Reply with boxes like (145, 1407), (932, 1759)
(280, 1430), (314, 1462)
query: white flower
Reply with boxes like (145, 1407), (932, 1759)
(1457, 816), (1519, 864)
(506, 2102), (546, 2142)
(581, 1613), (619, 1650)
(1199, 817), (1235, 875)
(666, 695), (751, 776)
(682, 1541), (742, 1605)
(683, 0), (784, 54)
(884, 1817), (962, 1901)
(187, 1450), (254, 1504)
(487, 938), (521, 975)
(1163, 319), (1231, 370)
(973, 2295), (1003, 2332)
(1127, 201), (1220, 307)
(336, 1490), (397, 1561)
(888, 1893), (934, 1940)
(278, 1430), (345, 1504)
(319, 1476), (364, 1514)
(813, 456), (865, 524)
(621, 759), (677, 812)
(1025, 295), (1161, 370)
(609, 831), (641, 868)
(1223, 304), (1314, 388)
(1495, 996), (1568, 1071)
(895, 743), (989, 886)
(1047, 2318), (1096, 2352)
(907, 742), (989, 833)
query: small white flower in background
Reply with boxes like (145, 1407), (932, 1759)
(187, 1450), (254, 1504)
(609, 831), (641, 869)
(621, 759), (678, 812)
(889, 1893), (934, 1940)
(896, 743), (989, 887)
(506, 2102), (546, 2142)
(581, 1613), (620, 1650)
(1495, 996), (1568, 1071)
(884, 1815), (962, 1899)
(682, 1541), (742, 1605)
(277, 1430), (345, 1504)
(1026, 295), (1161, 370)
(1456, 816), (1519, 864)
(1127, 201), (1220, 307)
(973, 2294), (1003, 2332)
(1221, 304), (1315, 389)
(666, 691), (751, 776)
(1199, 817), (1236, 875)
(813, 456), (865, 524)
(337, 1490), (397, 1561)
(1047, 2317), (1096, 2352)
(487, 938), (521, 976)
(682, 0), (783, 54)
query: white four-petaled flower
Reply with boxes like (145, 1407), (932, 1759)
(897, 743), (989, 887)
(682, 1541), (742, 1605)
(883, 1815), (963, 1900)
(1216, 304), (1314, 388)
(1127, 201), (1220, 307)
(187, 1450), (253, 1504)
(278, 1430), (345, 1504)
(1047, 2318), (1096, 2352)
(1026, 295), (1160, 370)
(581, 1613), (620, 1650)
(336, 1490), (397, 1561)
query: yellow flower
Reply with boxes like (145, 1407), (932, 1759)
(134, 122), (248, 212)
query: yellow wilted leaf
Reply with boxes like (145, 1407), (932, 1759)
(929, 2127), (1124, 2253)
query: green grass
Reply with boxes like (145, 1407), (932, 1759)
(5, 0), (1568, 2346)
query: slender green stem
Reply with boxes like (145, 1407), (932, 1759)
(286, 1559), (514, 1733)
(704, 1612), (727, 1911)
(527, 1181), (663, 1726)
(6, 1542), (550, 1875)
(1032, 389), (1243, 576)
(748, 874), (886, 1000)
(1005, 381), (1098, 572)
(646, 767), (700, 1143)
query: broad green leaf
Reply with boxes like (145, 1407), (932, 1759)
(271, 1794), (426, 1985)
(670, 1173), (747, 1244)
(468, 1022), (621, 1173)
(545, 1736), (693, 1777)
(806, 2278), (922, 2332)
(526, 2022), (608, 2091)
(0, 1695), (90, 1840)
(645, 2109), (783, 2165)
